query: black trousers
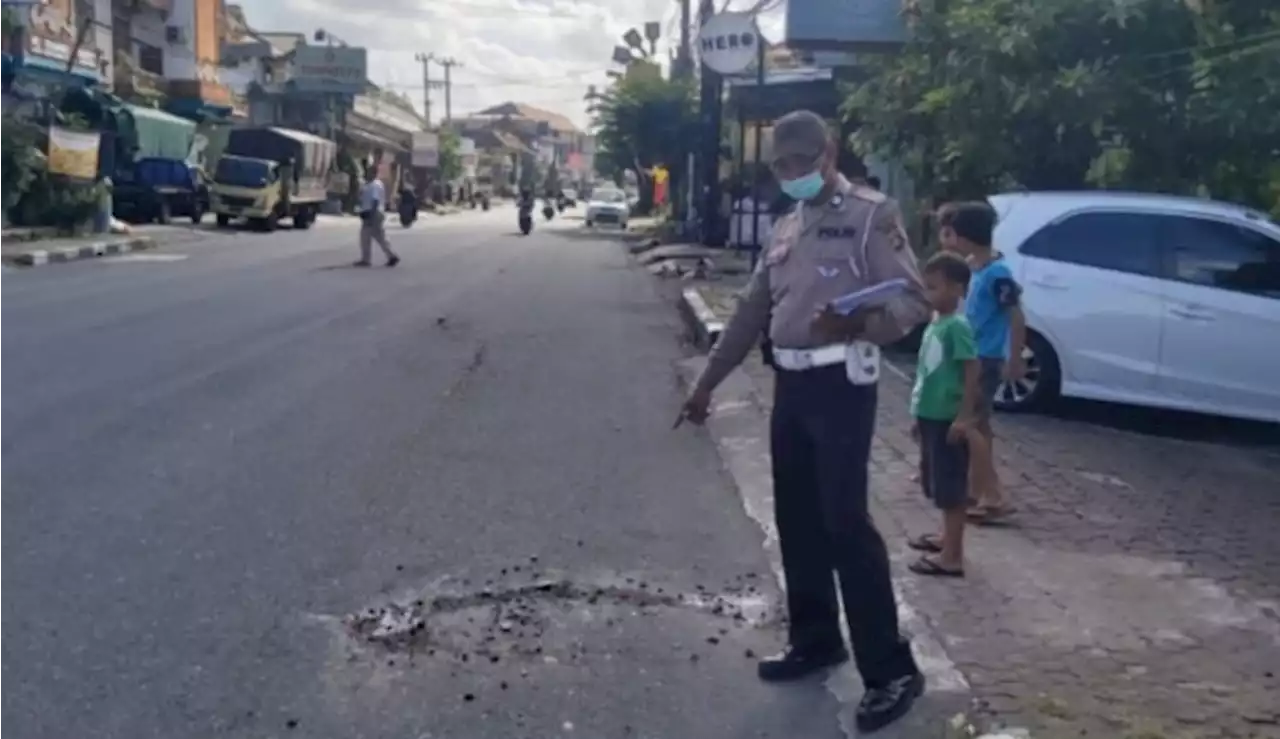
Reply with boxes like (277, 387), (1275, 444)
(770, 363), (918, 687)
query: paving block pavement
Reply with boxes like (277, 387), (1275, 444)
(1, 234), (156, 267)
(677, 283), (1280, 739)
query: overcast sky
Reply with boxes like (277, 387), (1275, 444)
(242, 0), (785, 132)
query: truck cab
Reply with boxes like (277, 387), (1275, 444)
(210, 127), (335, 232)
(210, 155), (283, 228)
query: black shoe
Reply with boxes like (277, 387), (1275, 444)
(386, 255), (400, 268)
(756, 644), (849, 682)
(352, 260), (371, 268)
(855, 671), (925, 733)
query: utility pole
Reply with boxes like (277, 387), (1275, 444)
(414, 52), (434, 126)
(670, 0), (693, 226)
(697, 0), (724, 246)
(677, 0), (692, 79)
(436, 57), (461, 124)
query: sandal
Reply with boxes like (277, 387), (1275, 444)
(907, 534), (942, 553)
(908, 555), (965, 578)
(967, 504), (1016, 526)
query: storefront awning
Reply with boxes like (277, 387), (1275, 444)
(342, 126), (409, 154)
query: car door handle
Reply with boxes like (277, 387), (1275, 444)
(1028, 278), (1068, 291)
(1169, 307), (1214, 321)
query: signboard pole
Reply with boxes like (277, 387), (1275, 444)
(750, 35), (764, 261)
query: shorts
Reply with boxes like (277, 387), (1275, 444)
(976, 357), (1004, 432)
(917, 417), (970, 511)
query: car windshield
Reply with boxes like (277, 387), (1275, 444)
(214, 157), (272, 188)
(595, 190), (626, 204)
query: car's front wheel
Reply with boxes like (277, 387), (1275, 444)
(992, 331), (1060, 413)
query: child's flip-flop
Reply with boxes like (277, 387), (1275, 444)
(908, 556), (965, 578)
(907, 534), (942, 553)
(967, 504), (1016, 526)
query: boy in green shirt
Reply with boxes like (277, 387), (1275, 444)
(907, 252), (980, 577)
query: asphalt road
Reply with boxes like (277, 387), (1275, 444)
(2, 208), (845, 739)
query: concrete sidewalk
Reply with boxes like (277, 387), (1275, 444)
(676, 282), (1280, 739)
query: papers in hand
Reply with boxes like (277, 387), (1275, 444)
(828, 278), (910, 315)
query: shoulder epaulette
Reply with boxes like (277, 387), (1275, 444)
(850, 186), (887, 204)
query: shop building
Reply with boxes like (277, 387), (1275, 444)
(4, 0), (107, 101)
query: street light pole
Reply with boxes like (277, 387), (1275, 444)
(676, 0), (692, 79)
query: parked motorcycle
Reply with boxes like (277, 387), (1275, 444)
(480, 194), (490, 211)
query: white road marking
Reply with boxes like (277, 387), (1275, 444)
(101, 253), (190, 263)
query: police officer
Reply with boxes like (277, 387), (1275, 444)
(678, 111), (931, 733)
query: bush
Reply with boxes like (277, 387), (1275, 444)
(9, 174), (104, 233)
(2, 114), (43, 217)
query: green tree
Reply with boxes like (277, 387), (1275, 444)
(438, 129), (463, 182)
(846, 0), (1279, 214)
(592, 64), (696, 214)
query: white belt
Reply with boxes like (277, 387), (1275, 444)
(772, 344), (848, 371)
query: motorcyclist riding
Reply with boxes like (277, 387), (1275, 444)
(518, 188), (535, 235)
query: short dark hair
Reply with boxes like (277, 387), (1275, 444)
(923, 251), (972, 289)
(940, 201), (996, 246)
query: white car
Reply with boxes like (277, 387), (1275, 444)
(986, 191), (1280, 423)
(585, 189), (630, 229)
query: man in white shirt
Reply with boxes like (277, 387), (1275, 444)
(355, 168), (400, 267)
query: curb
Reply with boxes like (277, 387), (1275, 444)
(674, 355), (973, 739)
(1, 236), (157, 267)
(677, 287), (725, 350)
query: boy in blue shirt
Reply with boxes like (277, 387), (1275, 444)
(938, 202), (1026, 524)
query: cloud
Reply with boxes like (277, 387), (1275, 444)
(240, 0), (786, 131)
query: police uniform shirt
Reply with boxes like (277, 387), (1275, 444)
(695, 175), (931, 394)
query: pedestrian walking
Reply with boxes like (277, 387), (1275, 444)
(906, 251), (981, 577)
(355, 168), (400, 268)
(676, 110), (931, 733)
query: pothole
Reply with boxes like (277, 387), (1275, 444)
(343, 573), (778, 662)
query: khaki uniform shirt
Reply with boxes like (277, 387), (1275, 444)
(696, 175), (930, 393)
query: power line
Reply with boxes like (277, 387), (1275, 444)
(375, 78), (594, 91)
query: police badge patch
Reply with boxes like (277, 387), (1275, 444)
(877, 212), (909, 252)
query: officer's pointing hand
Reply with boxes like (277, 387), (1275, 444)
(811, 303), (882, 342)
(675, 387), (713, 428)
